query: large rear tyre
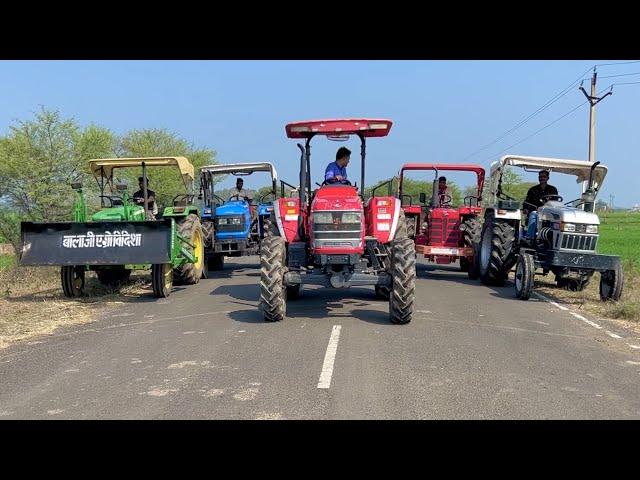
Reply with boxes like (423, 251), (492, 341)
(152, 263), (173, 298)
(260, 236), (286, 322)
(600, 263), (624, 301)
(462, 216), (482, 279)
(514, 253), (535, 300)
(479, 214), (516, 287)
(96, 268), (131, 287)
(389, 212), (415, 324)
(173, 214), (205, 285)
(61, 266), (85, 298)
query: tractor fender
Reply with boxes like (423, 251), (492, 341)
(366, 196), (401, 243)
(273, 198), (301, 242)
(485, 207), (520, 222)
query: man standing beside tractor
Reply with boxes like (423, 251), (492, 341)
(523, 170), (558, 242)
(324, 147), (351, 184)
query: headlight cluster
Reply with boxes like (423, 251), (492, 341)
(313, 212), (361, 224)
(217, 216), (243, 225)
(551, 222), (598, 233)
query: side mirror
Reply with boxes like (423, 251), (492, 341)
(419, 192), (426, 204)
(116, 183), (128, 191)
(71, 181), (82, 190)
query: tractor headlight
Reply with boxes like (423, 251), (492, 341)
(231, 217), (242, 225)
(561, 222), (576, 232)
(341, 212), (361, 224)
(586, 224), (598, 234)
(314, 212), (333, 224)
(217, 218), (228, 225)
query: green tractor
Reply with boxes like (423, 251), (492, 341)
(19, 157), (205, 298)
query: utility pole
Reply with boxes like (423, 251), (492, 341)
(579, 67), (613, 192)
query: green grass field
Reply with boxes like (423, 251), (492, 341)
(0, 255), (15, 270)
(598, 211), (640, 271)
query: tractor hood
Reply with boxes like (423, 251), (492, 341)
(91, 206), (145, 222)
(539, 202), (600, 225)
(215, 200), (249, 217)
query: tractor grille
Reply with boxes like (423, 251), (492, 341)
(429, 218), (460, 246)
(312, 211), (362, 249)
(560, 234), (597, 251)
(215, 215), (245, 233)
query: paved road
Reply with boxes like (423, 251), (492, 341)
(1, 257), (639, 419)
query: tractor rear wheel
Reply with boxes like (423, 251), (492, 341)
(173, 214), (205, 285)
(389, 212), (415, 325)
(514, 253), (535, 300)
(600, 263), (624, 301)
(96, 268), (131, 287)
(462, 216), (482, 279)
(479, 214), (516, 286)
(152, 263), (173, 298)
(260, 235), (286, 322)
(61, 266), (85, 298)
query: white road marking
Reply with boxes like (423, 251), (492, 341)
(605, 331), (623, 339)
(112, 313), (134, 318)
(569, 312), (603, 329)
(317, 325), (342, 389)
(626, 361), (640, 366)
(628, 345), (640, 350)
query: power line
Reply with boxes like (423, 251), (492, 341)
(596, 60), (640, 67)
(479, 101), (588, 165)
(479, 85), (614, 165)
(612, 81), (640, 86)
(461, 65), (594, 162)
(598, 71), (640, 79)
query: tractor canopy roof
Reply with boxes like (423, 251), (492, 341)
(285, 119), (392, 139)
(199, 162), (278, 181)
(491, 155), (608, 188)
(400, 163), (485, 177)
(89, 157), (195, 184)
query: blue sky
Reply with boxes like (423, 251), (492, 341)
(1, 60), (639, 206)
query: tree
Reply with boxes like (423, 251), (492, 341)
(499, 166), (536, 202)
(117, 129), (217, 208)
(0, 108), (116, 252)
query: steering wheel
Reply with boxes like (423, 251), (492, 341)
(541, 194), (563, 203)
(464, 195), (479, 207)
(439, 194), (453, 206)
(322, 179), (352, 186)
(100, 195), (124, 207)
(172, 194), (193, 206)
(229, 194), (251, 202)
(259, 192), (275, 204)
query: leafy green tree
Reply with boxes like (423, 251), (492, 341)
(0, 108), (116, 252)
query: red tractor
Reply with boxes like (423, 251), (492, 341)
(259, 119), (416, 324)
(397, 164), (485, 278)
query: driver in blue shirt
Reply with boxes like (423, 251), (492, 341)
(324, 147), (351, 184)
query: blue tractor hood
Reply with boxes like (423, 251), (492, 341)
(215, 200), (249, 216)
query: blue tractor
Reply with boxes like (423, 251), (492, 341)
(199, 163), (285, 271)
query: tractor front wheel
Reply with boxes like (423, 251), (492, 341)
(152, 263), (173, 298)
(600, 263), (624, 301)
(514, 253), (535, 300)
(174, 214), (205, 285)
(260, 236), (286, 322)
(61, 266), (85, 298)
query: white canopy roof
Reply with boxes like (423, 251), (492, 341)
(199, 162), (277, 181)
(490, 155), (608, 188)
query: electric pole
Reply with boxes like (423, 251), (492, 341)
(579, 67), (613, 192)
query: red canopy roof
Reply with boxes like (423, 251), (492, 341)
(285, 119), (393, 138)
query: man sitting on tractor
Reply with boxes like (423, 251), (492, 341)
(324, 147), (351, 184)
(232, 178), (253, 203)
(523, 169), (558, 241)
(438, 176), (452, 206)
(133, 176), (158, 217)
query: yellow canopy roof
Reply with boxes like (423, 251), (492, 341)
(88, 157), (195, 183)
